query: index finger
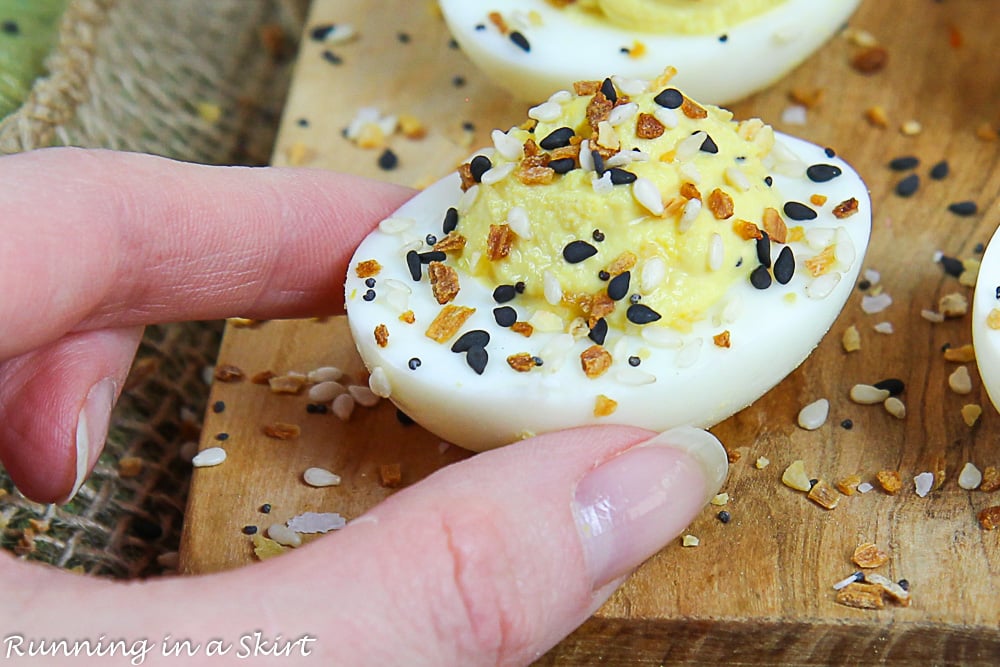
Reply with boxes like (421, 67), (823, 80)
(0, 148), (414, 359)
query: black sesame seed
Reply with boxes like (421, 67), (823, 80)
(378, 148), (399, 170)
(589, 318), (609, 345)
(996, 285), (1000, 300)
(549, 157), (575, 174)
(418, 250), (446, 263)
(475, 23), (486, 31)
(515, 281), (526, 293)
(215, 432), (229, 441)
(408, 357), (421, 370)
(563, 240), (599, 263)
(607, 271), (631, 301)
(396, 409), (415, 426)
(841, 419), (854, 430)
(764, 175), (773, 187)
(451, 329), (490, 352)
(975, 242), (985, 254)
(539, 126), (575, 150)
(443, 207), (459, 234)
(629, 293), (641, 304)
(452, 75), (466, 88)
(939, 255), (964, 277)
(425, 234), (438, 247)
(321, 50), (343, 65)
(784, 201), (818, 221)
(809, 479), (819, 489)
(493, 306), (517, 327)
(462, 121), (475, 132)
(718, 34), (729, 43)
(397, 31), (411, 43)
(363, 289), (376, 301)
(806, 163), (843, 183)
(532, 356), (544, 366)
(699, 134), (719, 154)
(405, 250), (421, 281)
(600, 77), (617, 103)
(750, 265), (772, 289)
(888, 155), (919, 171)
(598, 270), (610, 281)
(717, 510), (732, 524)
(509, 30), (530, 52)
(609, 168), (637, 185)
(242, 525), (258, 535)
(654, 87), (683, 109)
(297, 117), (310, 127)
(493, 284), (517, 303)
(260, 504), (272, 514)
(1, 20), (19, 35)
(306, 403), (326, 414)
(365, 277), (377, 288)
(591, 149), (606, 175)
(592, 229), (605, 242)
(212, 400), (226, 414)
(628, 356), (641, 367)
(929, 160), (950, 180)
(895, 173), (920, 197)
(858, 279), (871, 291)
(774, 246), (795, 285)
(824, 147), (836, 158)
(470, 155), (492, 182)
(948, 201), (978, 216)
(898, 579), (910, 591)
(756, 232), (771, 268)
(310, 24), (334, 41)
(466, 346), (488, 375)
(448, 38), (459, 50)
(873, 378), (905, 396)
(626, 303), (661, 325)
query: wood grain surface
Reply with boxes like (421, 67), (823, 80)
(179, 1), (1000, 663)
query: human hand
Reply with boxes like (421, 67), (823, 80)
(0, 148), (727, 665)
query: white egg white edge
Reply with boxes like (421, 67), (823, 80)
(973, 224), (1000, 412)
(345, 132), (871, 452)
(440, 0), (862, 105)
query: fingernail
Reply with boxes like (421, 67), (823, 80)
(64, 378), (117, 504)
(573, 426), (729, 589)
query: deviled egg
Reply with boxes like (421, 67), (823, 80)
(440, 0), (861, 104)
(973, 226), (1000, 411)
(346, 70), (870, 451)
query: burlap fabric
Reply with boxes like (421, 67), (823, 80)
(0, 0), (308, 578)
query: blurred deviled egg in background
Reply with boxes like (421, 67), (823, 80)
(440, 0), (862, 105)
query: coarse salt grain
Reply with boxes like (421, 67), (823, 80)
(948, 366), (973, 395)
(863, 268), (881, 285)
(861, 293), (892, 314)
(303, 467), (342, 487)
(781, 104), (808, 125)
(286, 512), (347, 534)
(921, 309), (945, 323)
(914, 472), (934, 498)
(797, 398), (830, 430)
(332, 393), (355, 421)
(756, 456), (770, 469)
(857, 482), (874, 493)
(192, 447), (226, 468)
(959, 462), (983, 490)
(710, 493), (730, 506)
(681, 534), (700, 547)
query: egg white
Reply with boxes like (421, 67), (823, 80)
(345, 133), (871, 451)
(973, 225), (1000, 411)
(440, 0), (861, 105)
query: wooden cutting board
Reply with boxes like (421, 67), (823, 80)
(179, 1), (1000, 663)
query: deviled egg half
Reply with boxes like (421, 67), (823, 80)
(973, 226), (1000, 411)
(440, 0), (861, 104)
(346, 70), (870, 451)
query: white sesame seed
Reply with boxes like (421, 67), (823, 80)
(384, 278), (411, 312)
(506, 205), (533, 239)
(308, 381), (346, 403)
(303, 467), (342, 487)
(834, 228), (856, 268)
(724, 166), (751, 192)
(579, 139), (594, 171)
(676, 337), (703, 368)
(538, 333), (574, 372)
(192, 447), (226, 468)
(959, 462), (983, 490)
(678, 161), (702, 184)
(679, 198), (702, 231)
(948, 366), (973, 395)
(457, 184), (480, 214)
(547, 89), (573, 104)
(611, 75), (646, 96)
(805, 227), (835, 249)
(883, 396), (906, 419)
(805, 272), (842, 299)
(633, 177), (664, 216)
(527, 309), (563, 332)
(267, 523), (301, 547)
(543, 270), (562, 306)
(914, 472), (934, 498)
(850, 383), (890, 404)
(641, 326), (683, 348)
(369, 367), (391, 398)
(797, 398), (830, 430)
(492, 128), (524, 161)
(767, 140), (807, 178)
(480, 162), (515, 185)
(307, 366), (344, 383)
(608, 102), (639, 127)
(708, 233), (724, 271)
(832, 572), (863, 591)
(528, 101), (562, 122)
(676, 131), (706, 160)
(614, 368), (656, 385)
(717, 294), (744, 325)
(920, 309), (945, 323)
(349, 384), (380, 407)
(781, 104), (808, 125)
(321, 23), (356, 44)
(640, 257), (667, 292)
(861, 293), (893, 314)
(332, 393), (355, 421)
(378, 217), (415, 234)
(653, 107), (678, 129)
(873, 321), (894, 334)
